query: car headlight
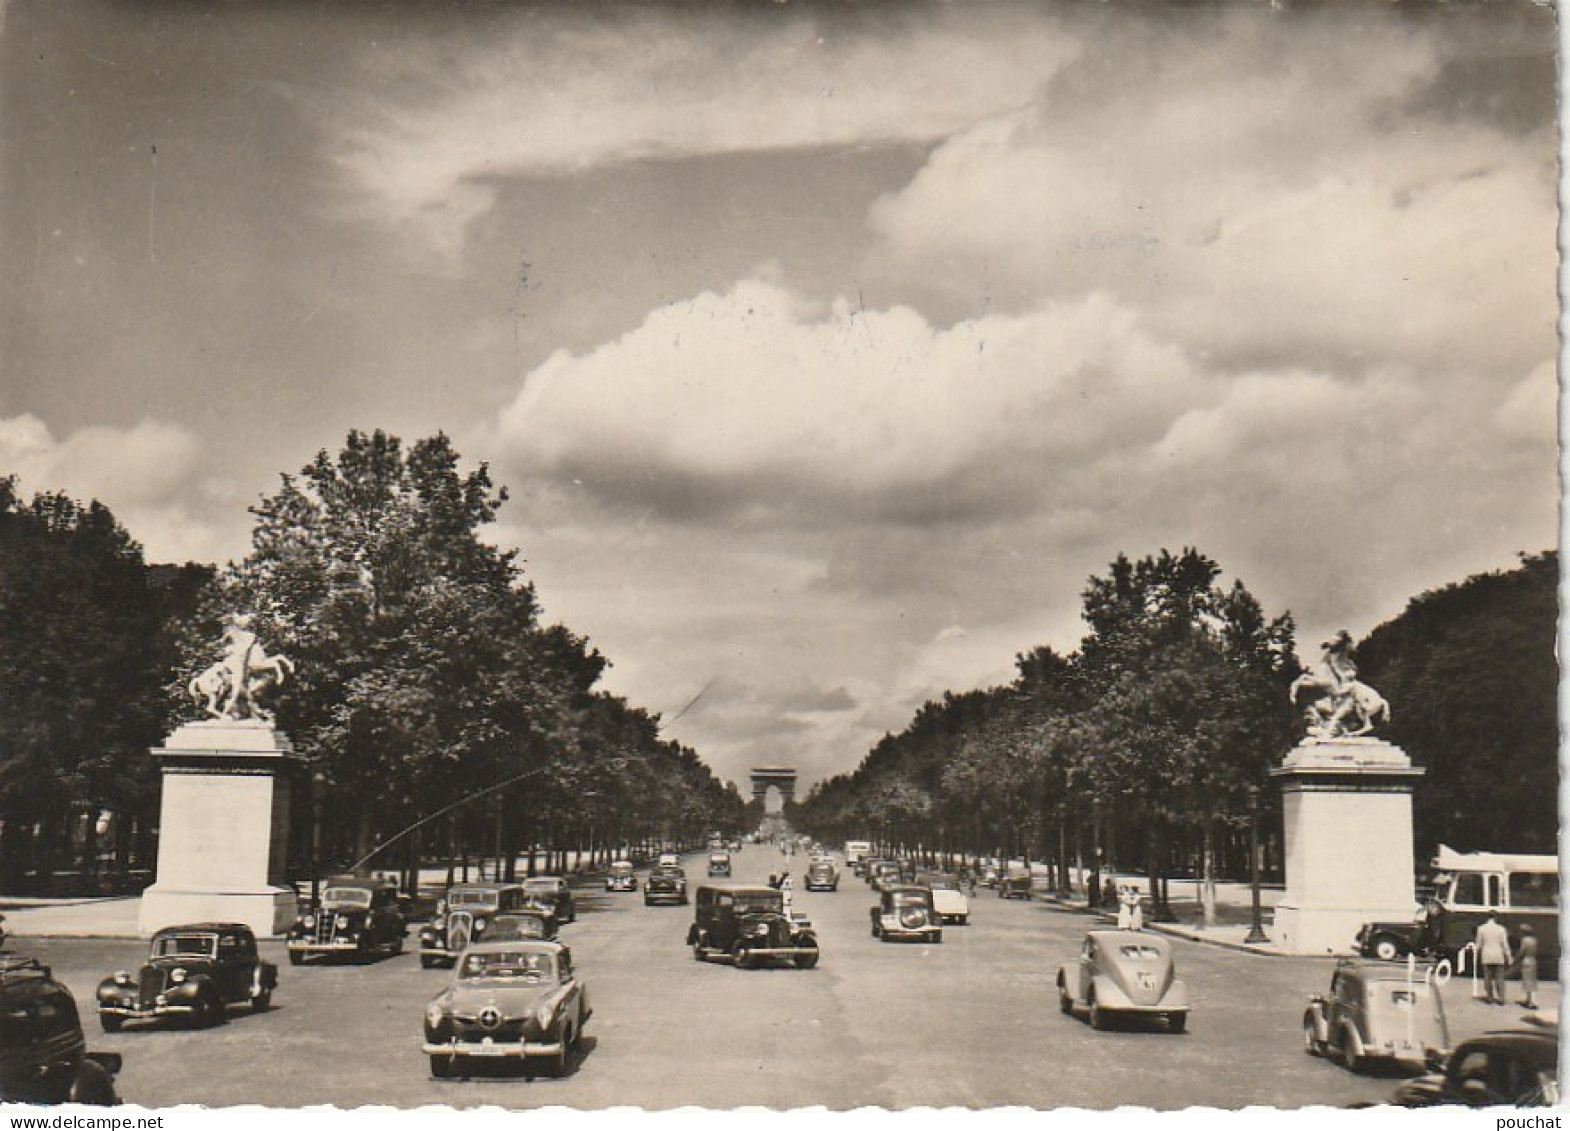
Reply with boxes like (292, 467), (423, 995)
(114, 970), (131, 986)
(335, 914), (349, 930)
(534, 1002), (555, 1029)
(475, 917), (487, 932)
(751, 922), (770, 936)
(302, 914), (316, 928)
(170, 967), (187, 984)
(435, 899), (447, 915)
(425, 1002), (445, 1027)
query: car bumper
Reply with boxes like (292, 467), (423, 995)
(423, 1038), (564, 1059)
(99, 1003), (196, 1019)
(736, 946), (818, 957)
(645, 892), (685, 902)
(287, 940), (364, 952)
(419, 946), (457, 960)
(880, 927), (941, 940)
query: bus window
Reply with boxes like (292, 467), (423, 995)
(1451, 872), (1486, 907)
(1487, 875), (1502, 907)
(1509, 871), (1559, 910)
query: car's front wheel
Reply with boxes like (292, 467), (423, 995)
(1058, 982), (1073, 1014)
(733, 945), (754, 970)
(794, 947), (819, 970)
(1338, 1028), (1364, 1073)
(288, 951), (304, 966)
(99, 1012), (123, 1034)
(1303, 1013), (1321, 1056)
(429, 1055), (457, 1080)
(251, 987), (272, 1014)
(1166, 1012), (1186, 1035)
(1370, 936), (1402, 962)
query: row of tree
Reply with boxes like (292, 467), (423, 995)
(792, 549), (1558, 925)
(0, 431), (747, 895)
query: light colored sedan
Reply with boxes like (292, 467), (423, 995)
(1057, 930), (1188, 1033)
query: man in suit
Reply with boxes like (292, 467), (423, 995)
(1475, 910), (1512, 1004)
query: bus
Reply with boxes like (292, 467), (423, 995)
(1424, 845), (1558, 967)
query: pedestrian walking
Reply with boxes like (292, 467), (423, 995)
(1515, 923), (1540, 1009)
(779, 871), (794, 916)
(1126, 886), (1143, 932)
(1115, 886), (1133, 930)
(1475, 910), (1512, 1004)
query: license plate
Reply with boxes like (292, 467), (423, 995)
(1137, 972), (1156, 990)
(471, 1043), (508, 1057)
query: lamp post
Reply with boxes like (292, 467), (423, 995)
(1245, 785), (1270, 945)
(310, 769), (327, 907)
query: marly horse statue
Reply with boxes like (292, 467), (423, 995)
(1289, 629), (1391, 740)
(188, 617), (294, 723)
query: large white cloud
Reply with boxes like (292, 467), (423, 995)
(0, 414), (237, 562)
(325, 7), (1081, 256)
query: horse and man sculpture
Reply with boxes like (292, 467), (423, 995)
(1288, 629), (1390, 740)
(187, 615), (294, 724)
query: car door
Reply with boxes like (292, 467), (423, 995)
(215, 932), (247, 1003)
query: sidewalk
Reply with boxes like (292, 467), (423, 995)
(3, 896), (142, 938)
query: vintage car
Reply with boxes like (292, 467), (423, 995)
(644, 864), (689, 906)
(287, 875), (407, 964)
(687, 885), (819, 969)
(657, 852), (681, 868)
(1303, 959), (1449, 1072)
(0, 956), (121, 1105)
(805, 858), (839, 892)
(419, 882), (528, 968)
(422, 939), (591, 1079)
(870, 885), (943, 943)
(520, 876), (576, 924)
(999, 862), (1034, 900)
(1392, 1028), (1559, 1107)
(604, 861), (638, 892)
(868, 860), (906, 892)
(97, 923), (277, 1031)
(916, 872), (970, 925)
(1057, 930), (1188, 1032)
(707, 852), (732, 877)
(979, 860), (1002, 888)
(485, 910), (559, 942)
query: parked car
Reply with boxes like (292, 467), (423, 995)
(687, 885), (820, 969)
(999, 862), (1034, 900)
(0, 955), (121, 1105)
(870, 885), (943, 943)
(645, 865), (689, 906)
(805, 858), (840, 892)
(486, 909), (559, 942)
(1057, 930), (1188, 1033)
(422, 940), (591, 1079)
(707, 852), (732, 877)
(916, 872), (970, 925)
(520, 876), (576, 924)
(1392, 1028), (1559, 1107)
(604, 861), (638, 893)
(1303, 959), (1449, 1072)
(420, 882), (529, 968)
(287, 876), (407, 964)
(97, 923), (276, 1031)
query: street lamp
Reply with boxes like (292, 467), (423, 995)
(310, 768), (328, 906)
(1245, 784), (1269, 945)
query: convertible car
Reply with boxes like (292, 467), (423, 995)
(1057, 930), (1188, 1033)
(422, 940), (591, 1079)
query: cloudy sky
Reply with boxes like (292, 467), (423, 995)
(1, 1), (1558, 793)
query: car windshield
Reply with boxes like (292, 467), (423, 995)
(924, 876), (958, 890)
(522, 880), (560, 893)
(322, 887), (373, 908)
(154, 934), (217, 959)
(734, 893), (783, 914)
(891, 892), (931, 908)
(653, 868), (683, 879)
(459, 950), (555, 981)
(448, 891), (499, 908)
(611, 864), (634, 874)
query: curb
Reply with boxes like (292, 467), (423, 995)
(1030, 890), (1288, 957)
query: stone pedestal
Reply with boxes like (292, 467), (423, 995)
(1269, 738), (1424, 955)
(137, 720), (301, 938)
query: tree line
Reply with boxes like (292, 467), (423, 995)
(792, 549), (1558, 924)
(0, 431), (746, 895)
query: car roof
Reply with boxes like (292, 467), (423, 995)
(463, 939), (564, 956)
(883, 884), (931, 895)
(700, 884), (777, 896)
(522, 875), (565, 883)
(1456, 1030), (1560, 1066)
(1088, 929), (1170, 949)
(152, 922), (252, 935)
(445, 881), (522, 893)
(1336, 959), (1432, 981)
(323, 875), (397, 890)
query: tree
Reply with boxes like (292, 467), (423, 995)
(1357, 551), (1557, 855)
(0, 480), (176, 890)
